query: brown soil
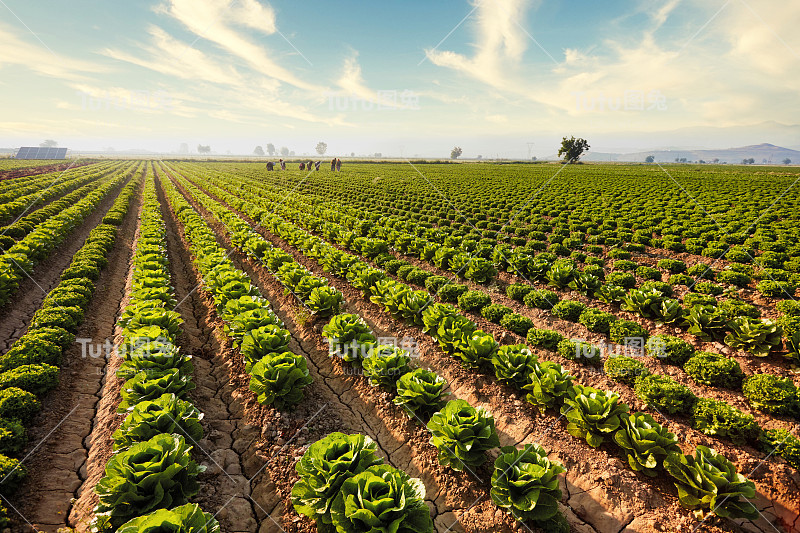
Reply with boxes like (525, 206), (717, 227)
(0, 161), (94, 181)
(173, 167), (800, 533)
(9, 174), (144, 532)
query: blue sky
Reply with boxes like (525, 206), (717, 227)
(0, 0), (798, 157)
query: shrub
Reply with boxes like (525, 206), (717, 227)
(434, 282), (466, 303)
(490, 444), (566, 527)
(393, 368), (449, 421)
(92, 434), (204, 531)
(691, 398), (761, 445)
(609, 320), (648, 344)
(0, 387), (40, 422)
(523, 289), (560, 310)
(742, 374), (799, 416)
(330, 465), (433, 533)
(499, 313), (534, 336)
(657, 259), (686, 273)
(458, 291), (492, 312)
(684, 352), (744, 389)
(578, 308), (616, 333)
(663, 446), (757, 519)
(427, 399), (500, 471)
(551, 299), (586, 322)
(562, 384), (629, 447)
(481, 303), (512, 323)
(292, 432), (383, 527)
(614, 412), (680, 477)
(634, 375), (696, 416)
(505, 283), (533, 301)
(604, 356), (650, 386)
(526, 328), (564, 351)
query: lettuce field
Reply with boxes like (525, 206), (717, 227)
(0, 160), (799, 533)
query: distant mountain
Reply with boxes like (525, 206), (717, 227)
(578, 143), (800, 163)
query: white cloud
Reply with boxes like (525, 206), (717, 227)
(0, 23), (103, 80)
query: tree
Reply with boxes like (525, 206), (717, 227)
(197, 144), (211, 154)
(712, 158), (720, 164)
(266, 143), (276, 156)
(253, 146), (265, 156)
(450, 146), (463, 160)
(315, 142), (328, 155)
(280, 146), (289, 157)
(784, 158), (791, 165)
(645, 155), (655, 163)
(40, 139), (58, 147)
(557, 136), (589, 163)
(351, 152), (355, 157)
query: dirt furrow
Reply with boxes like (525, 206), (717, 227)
(10, 177), (144, 533)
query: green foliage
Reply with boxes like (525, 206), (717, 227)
(118, 369), (195, 412)
(526, 328), (564, 351)
(506, 283), (533, 301)
(657, 259), (686, 273)
(663, 446), (757, 519)
(0, 387), (40, 422)
(481, 303), (512, 323)
(455, 329), (498, 369)
(0, 363), (59, 395)
(492, 344), (537, 388)
(606, 271), (636, 289)
(457, 290), (492, 312)
(322, 314), (375, 365)
(0, 418), (26, 456)
(595, 283), (627, 304)
(761, 429), (800, 471)
(609, 320), (648, 344)
(116, 504), (221, 533)
(92, 434), (205, 531)
(562, 384), (629, 447)
(724, 317), (782, 356)
(557, 338), (602, 365)
(694, 282), (724, 295)
(438, 282), (468, 302)
(490, 444), (566, 524)
(550, 299), (586, 322)
(499, 312), (534, 336)
(683, 352), (743, 389)
(0, 454), (26, 493)
(330, 464), (433, 533)
(427, 399), (500, 471)
(578, 308), (616, 333)
(718, 299), (759, 319)
(393, 368), (449, 421)
(614, 413), (680, 477)
(523, 361), (573, 411)
(604, 356), (650, 386)
(249, 351), (313, 410)
(621, 288), (664, 318)
(307, 286), (343, 317)
(742, 374), (799, 416)
(684, 305), (728, 342)
(361, 345), (412, 390)
(757, 279), (796, 298)
(112, 393), (204, 452)
(634, 375), (697, 416)
(691, 398), (761, 445)
(523, 289), (560, 309)
(292, 432), (383, 526)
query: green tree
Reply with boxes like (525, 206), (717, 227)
(450, 146), (463, 160)
(316, 141), (328, 155)
(645, 155), (655, 163)
(266, 143), (276, 156)
(253, 146), (265, 156)
(39, 139), (58, 147)
(783, 158), (791, 165)
(558, 136), (589, 163)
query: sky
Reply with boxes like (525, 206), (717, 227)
(0, 0), (798, 158)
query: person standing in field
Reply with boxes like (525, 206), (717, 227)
(331, 158), (336, 171)
(299, 162), (305, 170)
(336, 158), (342, 171)
(314, 161), (321, 171)
(279, 159), (285, 170)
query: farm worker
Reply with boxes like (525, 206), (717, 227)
(314, 161), (321, 171)
(279, 159), (285, 170)
(299, 162), (305, 170)
(336, 158), (342, 171)
(266, 161), (274, 171)
(331, 158), (336, 171)
(307, 160), (313, 170)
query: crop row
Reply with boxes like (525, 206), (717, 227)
(0, 168), (141, 527)
(0, 163), (137, 306)
(170, 165), (770, 526)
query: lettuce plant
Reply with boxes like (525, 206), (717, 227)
(117, 369), (195, 412)
(490, 444), (566, 525)
(562, 384), (629, 447)
(323, 314), (376, 365)
(240, 324), (291, 371)
(112, 393), (204, 452)
(292, 432), (383, 527)
(724, 317), (782, 357)
(427, 399), (500, 471)
(361, 345), (412, 390)
(92, 434), (205, 531)
(663, 446), (757, 520)
(455, 329), (498, 369)
(614, 413), (680, 477)
(249, 351), (313, 410)
(307, 286), (343, 317)
(393, 368), (449, 421)
(523, 361), (573, 412)
(684, 305), (728, 341)
(116, 504), (221, 533)
(492, 344), (537, 389)
(330, 464), (433, 533)
(691, 398), (761, 445)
